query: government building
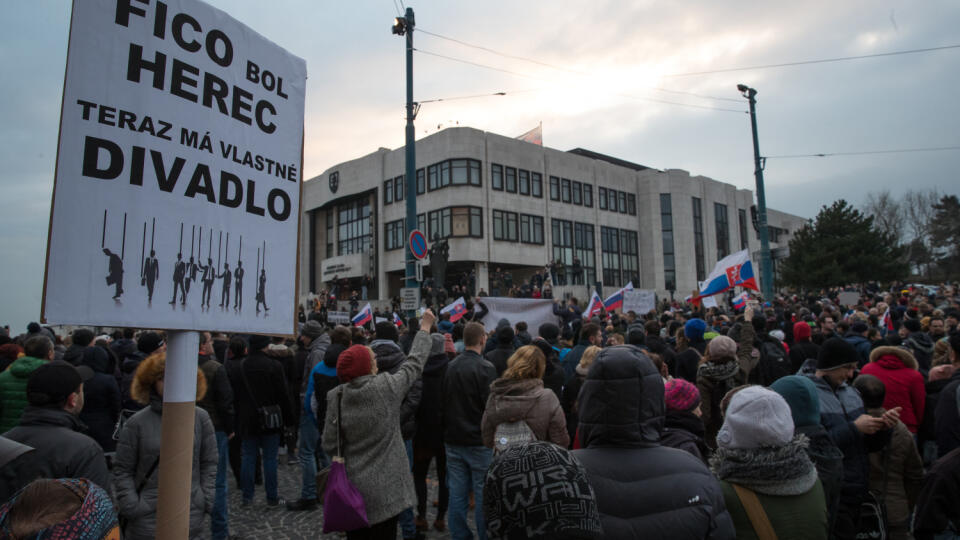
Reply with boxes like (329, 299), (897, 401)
(299, 127), (806, 305)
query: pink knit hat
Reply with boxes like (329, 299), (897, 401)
(664, 378), (701, 412)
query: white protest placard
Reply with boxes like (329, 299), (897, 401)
(622, 289), (656, 314)
(702, 295), (719, 309)
(837, 291), (861, 307)
(42, 0), (306, 334)
(327, 311), (351, 325)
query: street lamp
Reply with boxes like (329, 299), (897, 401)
(394, 8), (419, 317)
(738, 84), (774, 301)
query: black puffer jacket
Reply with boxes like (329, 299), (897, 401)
(415, 335), (451, 447)
(79, 346), (122, 453)
(372, 339), (423, 440)
(572, 345), (735, 539)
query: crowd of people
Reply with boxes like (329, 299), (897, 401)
(0, 281), (958, 539)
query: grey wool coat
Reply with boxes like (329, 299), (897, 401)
(113, 397), (218, 540)
(322, 330), (431, 526)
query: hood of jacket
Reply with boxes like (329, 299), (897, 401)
(323, 342), (346, 368)
(905, 332), (934, 353)
(9, 356), (46, 378)
(423, 352), (450, 377)
(82, 346), (112, 374)
(487, 378), (547, 418)
(62, 345), (85, 365)
(577, 345), (664, 449)
(645, 334), (669, 354)
(371, 339), (405, 372)
(18, 405), (86, 432)
(664, 409), (705, 439)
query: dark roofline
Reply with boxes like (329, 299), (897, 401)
(567, 148), (651, 171)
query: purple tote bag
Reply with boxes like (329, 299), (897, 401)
(322, 389), (369, 533)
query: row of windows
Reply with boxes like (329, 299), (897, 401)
(601, 227), (639, 288)
(492, 210), (544, 244)
(548, 177), (594, 207)
(598, 187), (637, 215)
(491, 165), (543, 198)
(337, 199), (372, 256)
(384, 158), (482, 206)
(551, 219), (597, 285)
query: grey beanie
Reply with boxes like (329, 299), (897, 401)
(717, 386), (794, 450)
(301, 320), (324, 339)
(430, 333), (446, 356)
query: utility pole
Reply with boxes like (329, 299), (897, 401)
(393, 7), (419, 317)
(738, 84), (774, 301)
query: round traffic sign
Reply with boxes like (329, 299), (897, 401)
(409, 229), (428, 259)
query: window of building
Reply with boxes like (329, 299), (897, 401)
(574, 222), (596, 284)
(427, 206), (482, 240)
(520, 214), (544, 244)
(584, 184), (593, 207)
(493, 210), (518, 241)
(608, 189), (618, 212)
(417, 213), (426, 233)
(429, 208), (450, 240)
(428, 164), (439, 191)
(617, 191), (627, 213)
(394, 175), (404, 202)
(560, 178), (571, 203)
(531, 172), (543, 198)
(620, 229), (639, 287)
(325, 210), (334, 258)
(470, 207), (482, 236)
(384, 178), (393, 205)
(661, 194), (676, 291)
(470, 160), (481, 186)
(451, 159), (469, 185)
(598, 187), (607, 210)
(738, 208), (749, 250)
(337, 198), (371, 255)
(505, 167), (517, 193)
(491, 164), (503, 191)
(551, 219), (573, 269)
(601, 226), (621, 286)
(715, 202), (729, 260)
(572, 181), (582, 205)
(518, 169), (530, 195)
(692, 197), (705, 281)
(416, 168), (425, 195)
(627, 193), (636, 216)
(550, 176), (560, 201)
(385, 219), (404, 250)
(440, 161), (451, 188)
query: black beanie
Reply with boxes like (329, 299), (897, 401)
(538, 323), (560, 344)
(902, 319), (921, 333)
(818, 337), (857, 370)
(248, 334), (272, 351)
(375, 321), (399, 343)
(496, 326), (515, 345)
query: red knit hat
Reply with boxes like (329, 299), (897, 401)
(793, 321), (812, 342)
(664, 378), (701, 412)
(337, 344), (374, 383)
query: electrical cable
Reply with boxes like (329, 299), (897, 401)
(764, 145), (960, 159)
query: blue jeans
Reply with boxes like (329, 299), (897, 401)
(398, 439), (415, 538)
(211, 431), (230, 539)
(297, 414), (326, 500)
(241, 433), (279, 502)
(445, 444), (492, 540)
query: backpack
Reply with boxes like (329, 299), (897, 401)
(755, 339), (791, 386)
(493, 420), (536, 455)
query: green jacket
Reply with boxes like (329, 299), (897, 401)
(720, 478), (828, 540)
(0, 356), (47, 433)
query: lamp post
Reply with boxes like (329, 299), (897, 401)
(393, 8), (419, 317)
(738, 84), (774, 301)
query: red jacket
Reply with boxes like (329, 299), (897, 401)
(861, 354), (926, 433)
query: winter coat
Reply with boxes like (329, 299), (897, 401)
(866, 408), (924, 539)
(301, 333), (331, 394)
(484, 344), (515, 377)
(697, 359), (747, 449)
(934, 371), (960, 458)
(912, 447), (960, 540)
(481, 378), (568, 448)
(441, 350), (497, 447)
(798, 424), (844, 533)
(920, 376), (952, 455)
(661, 409), (710, 464)
(372, 339), (423, 440)
(572, 345), (735, 539)
(321, 330), (431, 526)
(860, 349), (926, 433)
(309, 342), (346, 429)
(790, 340), (821, 374)
(120, 351), (148, 411)
(843, 333), (873, 367)
(197, 354), (235, 434)
(718, 477), (827, 540)
(541, 357), (564, 401)
(113, 396), (217, 540)
(562, 342), (590, 381)
(903, 331), (934, 373)
(227, 350), (293, 439)
(646, 334), (677, 374)
(79, 346), (122, 453)
(561, 370), (586, 447)
(0, 355), (47, 433)
(675, 340), (706, 383)
(0, 406), (111, 502)
(415, 351), (450, 447)
(62, 344), (86, 366)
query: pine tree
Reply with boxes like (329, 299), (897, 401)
(929, 195), (960, 280)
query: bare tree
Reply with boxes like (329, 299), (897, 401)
(862, 190), (903, 243)
(901, 189), (940, 278)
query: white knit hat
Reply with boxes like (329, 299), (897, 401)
(717, 386), (794, 449)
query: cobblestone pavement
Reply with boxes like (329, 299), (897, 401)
(224, 449), (467, 539)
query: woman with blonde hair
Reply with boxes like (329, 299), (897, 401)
(113, 351), (217, 540)
(562, 346), (601, 447)
(482, 345), (569, 450)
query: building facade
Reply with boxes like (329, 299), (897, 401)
(300, 127), (806, 305)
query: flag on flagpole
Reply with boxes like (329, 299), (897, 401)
(515, 122), (542, 146)
(441, 296), (468, 323)
(697, 249), (759, 300)
(393, 312), (404, 327)
(583, 290), (605, 319)
(881, 306), (894, 331)
(351, 303), (373, 327)
(603, 282), (633, 312)
(732, 292), (749, 311)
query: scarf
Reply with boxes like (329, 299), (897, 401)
(697, 359), (739, 381)
(709, 435), (818, 496)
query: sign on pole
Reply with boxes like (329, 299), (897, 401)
(409, 229), (428, 260)
(400, 287), (421, 311)
(42, 0), (307, 335)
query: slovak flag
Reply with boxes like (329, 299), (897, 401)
(603, 281), (634, 312)
(441, 297), (468, 323)
(352, 303), (373, 327)
(697, 249), (759, 299)
(583, 291), (606, 319)
(393, 312), (404, 327)
(732, 292), (750, 311)
(881, 307), (894, 332)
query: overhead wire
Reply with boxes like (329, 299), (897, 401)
(764, 146), (960, 159)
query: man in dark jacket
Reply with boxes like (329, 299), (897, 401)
(912, 446), (960, 540)
(414, 334), (451, 532)
(553, 297), (582, 328)
(0, 361), (108, 501)
(843, 321), (873, 367)
(442, 322), (496, 540)
(562, 323), (601, 380)
(78, 346), (121, 454)
(645, 320), (676, 372)
(227, 334), (293, 506)
(63, 328), (94, 366)
(197, 331), (235, 539)
(934, 334), (960, 458)
(902, 318), (935, 373)
(484, 326), (516, 376)
(572, 345), (735, 538)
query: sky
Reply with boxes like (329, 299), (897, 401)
(2, 0), (959, 334)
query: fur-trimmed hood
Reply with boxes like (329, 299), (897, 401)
(869, 345), (918, 370)
(131, 351), (208, 404)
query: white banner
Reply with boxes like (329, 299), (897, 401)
(43, 0), (306, 334)
(327, 311), (350, 325)
(623, 289), (656, 314)
(477, 297), (558, 334)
